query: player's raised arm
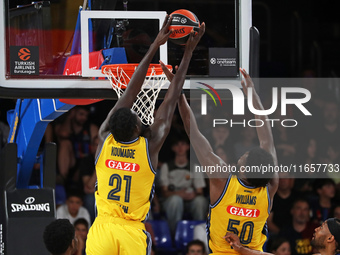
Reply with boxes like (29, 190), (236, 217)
(177, 93), (232, 204)
(97, 15), (173, 144)
(240, 69), (279, 195)
(224, 233), (273, 255)
(146, 23), (205, 169)
(240, 69), (277, 165)
(178, 94), (227, 172)
(160, 55), (228, 179)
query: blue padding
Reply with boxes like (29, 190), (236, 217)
(70, 7), (82, 56)
(55, 184), (67, 205)
(147, 220), (175, 252)
(100, 47), (128, 69)
(7, 99), (74, 188)
(174, 220), (206, 252)
(71, 7), (94, 56)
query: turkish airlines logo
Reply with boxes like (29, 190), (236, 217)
(227, 206), (260, 218)
(18, 48), (31, 60)
(105, 159), (140, 172)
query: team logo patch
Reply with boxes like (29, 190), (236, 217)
(105, 159), (140, 172)
(227, 206), (260, 218)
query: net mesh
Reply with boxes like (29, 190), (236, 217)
(102, 65), (170, 126)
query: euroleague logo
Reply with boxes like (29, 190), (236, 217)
(210, 58), (216, 64)
(18, 48), (31, 61)
(105, 159), (140, 172)
(180, 18), (187, 24)
(227, 206), (260, 218)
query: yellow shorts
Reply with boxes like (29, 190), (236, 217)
(86, 216), (152, 255)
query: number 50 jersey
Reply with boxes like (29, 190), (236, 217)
(95, 134), (155, 222)
(207, 175), (270, 254)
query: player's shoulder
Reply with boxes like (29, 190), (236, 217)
(142, 127), (152, 140)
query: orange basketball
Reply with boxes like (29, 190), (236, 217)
(169, 9), (200, 45)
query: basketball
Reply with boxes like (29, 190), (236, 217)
(169, 9), (200, 45)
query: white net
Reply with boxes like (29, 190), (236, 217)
(102, 65), (169, 126)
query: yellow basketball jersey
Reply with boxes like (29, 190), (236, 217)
(207, 175), (270, 254)
(95, 134), (155, 222)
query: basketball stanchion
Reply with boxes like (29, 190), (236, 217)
(0, 143), (56, 254)
(101, 63), (172, 126)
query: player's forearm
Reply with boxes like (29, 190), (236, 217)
(267, 222), (280, 234)
(267, 213), (280, 233)
(88, 172), (97, 188)
(164, 50), (192, 101)
(237, 246), (273, 255)
(178, 94), (191, 137)
(98, 109), (113, 138)
(178, 94), (206, 160)
(178, 95), (216, 166)
(155, 50), (193, 126)
(252, 91), (277, 165)
(119, 42), (160, 107)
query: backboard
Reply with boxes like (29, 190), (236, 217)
(0, 0), (252, 99)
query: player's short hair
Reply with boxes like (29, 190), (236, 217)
(244, 147), (274, 188)
(110, 108), (138, 142)
(185, 239), (206, 254)
(43, 219), (75, 255)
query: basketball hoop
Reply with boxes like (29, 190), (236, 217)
(101, 63), (172, 126)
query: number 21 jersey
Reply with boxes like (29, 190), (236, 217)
(95, 134), (155, 222)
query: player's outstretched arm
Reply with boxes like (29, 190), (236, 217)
(147, 23), (205, 169)
(178, 94), (227, 172)
(160, 57), (229, 180)
(240, 69), (277, 165)
(224, 233), (273, 255)
(177, 93), (231, 204)
(97, 15), (173, 143)
(240, 69), (279, 196)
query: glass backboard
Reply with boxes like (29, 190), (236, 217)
(0, 0), (252, 99)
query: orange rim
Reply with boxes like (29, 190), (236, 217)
(101, 63), (172, 79)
